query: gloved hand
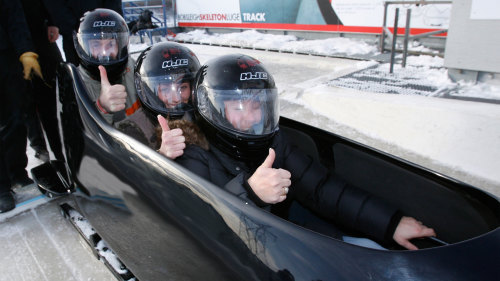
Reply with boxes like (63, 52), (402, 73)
(19, 52), (43, 80)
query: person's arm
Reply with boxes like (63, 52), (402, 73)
(4, 0), (42, 80)
(279, 135), (435, 249)
(76, 66), (116, 124)
(37, 0), (59, 42)
(175, 145), (264, 206)
(225, 173), (267, 207)
(4, 0), (35, 56)
(40, 0), (77, 35)
(175, 146), (214, 182)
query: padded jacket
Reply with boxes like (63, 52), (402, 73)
(79, 59), (158, 149)
(176, 130), (402, 244)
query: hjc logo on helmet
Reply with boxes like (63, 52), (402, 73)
(240, 72), (268, 81)
(93, 21), (116, 27)
(162, 59), (188, 68)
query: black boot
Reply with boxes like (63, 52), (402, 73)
(11, 176), (34, 190)
(0, 192), (15, 213)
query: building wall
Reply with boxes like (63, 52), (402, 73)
(444, 0), (500, 75)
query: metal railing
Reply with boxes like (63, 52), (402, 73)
(379, 0), (452, 72)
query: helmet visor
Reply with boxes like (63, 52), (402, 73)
(76, 31), (129, 64)
(198, 87), (279, 136)
(136, 73), (193, 116)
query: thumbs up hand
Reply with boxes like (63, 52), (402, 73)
(157, 115), (186, 159)
(248, 148), (291, 204)
(97, 65), (127, 113)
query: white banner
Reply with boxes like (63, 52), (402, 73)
(470, 0), (500, 20)
(332, 0), (451, 28)
(177, 0), (242, 23)
(176, 0), (451, 29)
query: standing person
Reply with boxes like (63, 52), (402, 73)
(176, 54), (436, 250)
(20, 0), (65, 162)
(0, 0), (42, 213)
(74, 8), (156, 148)
(42, 0), (122, 65)
(134, 42), (206, 155)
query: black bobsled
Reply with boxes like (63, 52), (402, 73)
(33, 63), (500, 281)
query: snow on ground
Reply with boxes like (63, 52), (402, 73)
(165, 29), (500, 196)
(174, 29), (500, 100)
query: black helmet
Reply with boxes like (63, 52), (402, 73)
(134, 42), (201, 119)
(74, 8), (129, 81)
(193, 54), (279, 160)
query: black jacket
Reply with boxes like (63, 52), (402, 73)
(20, 0), (62, 82)
(0, 0), (34, 56)
(177, 130), (402, 244)
(42, 0), (122, 34)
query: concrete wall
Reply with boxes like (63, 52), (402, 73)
(444, 0), (500, 78)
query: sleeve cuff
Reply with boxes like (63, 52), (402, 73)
(385, 210), (404, 244)
(243, 173), (269, 208)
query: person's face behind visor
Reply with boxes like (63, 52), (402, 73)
(224, 99), (263, 131)
(157, 81), (191, 108)
(89, 38), (118, 61)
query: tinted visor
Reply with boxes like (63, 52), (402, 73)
(75, 31), (129, 65)
(136, 73), (193, 116)
(198, 87), (279, 136)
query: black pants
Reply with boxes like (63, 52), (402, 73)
(0, 51), (29, 193)
(62, 32), (79, 66)
(25, 42), (64, 160)
(25, 79), (46, 151)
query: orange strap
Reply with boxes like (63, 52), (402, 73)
(125, 99), (141, 116)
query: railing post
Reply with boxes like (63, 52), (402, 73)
(379, 1), (389, 53)
(389, 8), (399, 74)
(173, 0), (178, 27)
(402, 9), (412, 68)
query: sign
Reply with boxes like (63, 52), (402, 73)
(176, 0), (451, 34)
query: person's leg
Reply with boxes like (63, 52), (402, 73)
(0, 53), (32, 189)
(0, 101), (16, 213)
(35, 81), (63, 160)
(24, 81), (49, 161)
(0, 159), (15, 212)
(0, 94), (26, 210)
(62, 33), (79, 65)
(33, 42), (65, 161)
(33, 79), (64, 160)
(4, 102), (31, 188)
